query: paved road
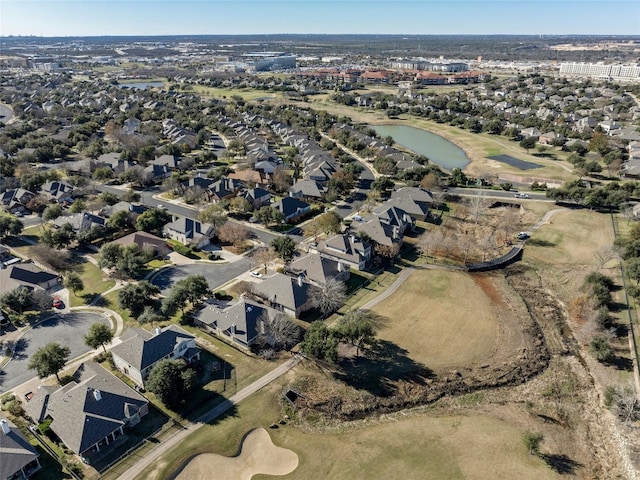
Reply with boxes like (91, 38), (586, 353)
(95, 185), (281, 245)
(118, 355), (302, 480)
(447, 187), (549, 202)
(0, 312), (109, 393)
(150, 259), (252, 295)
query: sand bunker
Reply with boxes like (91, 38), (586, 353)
(175, 428), (298, 480)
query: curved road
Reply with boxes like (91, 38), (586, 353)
(0, 312), (109, 393)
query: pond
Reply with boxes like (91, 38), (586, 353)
(371, 124), (470, 171)
(119, 81), (164, 90)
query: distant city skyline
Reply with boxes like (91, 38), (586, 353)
(1, 1), (639, 37)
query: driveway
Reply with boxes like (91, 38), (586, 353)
(151, 258), (251, 295)
(0, 312), (110, 393)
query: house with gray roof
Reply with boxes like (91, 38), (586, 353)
(251, 273), (314, 319)
(0, 415), (41, 480)
(194, 298), (277, 349)
(287, 253), (349, 286)
(110, 325), (199, 387)
(315, 233), (371, 271)
(0, 262), (60, 295)
(288, 179), (326, 200)
(242, 187), (271, 210)
(112, 231), (170, 258)
(356, 217), (403, 248)
(41, 180), (74, 204)
(372, 205), (415, 234)
(272, 197), (311, 223)
(23, 362), (148, 458)
(163, 216), (215, 248)
(53, 212), (106, 233)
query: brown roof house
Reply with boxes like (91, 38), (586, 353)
(112, 231), (170, 258)
(0, 415), (41, 480)
(24, 362), (148, 459)
(110, 325), (200, 387)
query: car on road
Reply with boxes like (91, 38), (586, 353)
(514, 193), (529, 199)
(250, 271), (263, 279)
(156, 204), (167, 209)
(516, 232), (530, 240)
(52, 296), (64, 309)
(352, 215), (364, 222)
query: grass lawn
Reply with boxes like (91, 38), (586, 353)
(370, 269), (499, 370)
(69, 261), (115, 307)
(101, 290), (133, 324)
(525, 209), (614, 267)
(191, 86), (282, 101)
(139, 382), (559, 480)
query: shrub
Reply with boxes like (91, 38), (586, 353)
(590, 336), (614, 363)
(38, 418), (53, 435)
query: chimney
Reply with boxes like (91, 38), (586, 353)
(297, 274), (304, 287)
(231, 323), (236, 335)
(0, 419), (10, 435)
(337, 262), (343, 272)
(155, 327), (162, 336)
(93, 389), (102, 401)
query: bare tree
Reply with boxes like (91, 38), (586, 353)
(310, 278), (347, 318)
(217, 222), (250, 247)
(468, 190), (490, 225)
(595, 246), (617, 270)
(610, 383), (640, 424)
(262, 312), (303, 350)
(250, 247), (277, 274)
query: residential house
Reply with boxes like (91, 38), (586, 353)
(538, 132), (565, 146)
(53, 212), (106, 233)
(208, 177), (243, 202)
(272, 197), (311, 223)
(163, 216), (215, 248)
(242, 188), (271, 210)
(372, 205), (415, 235)
(356, 217), (403, 248)
(288, 179), (326, 200)
(315, 233), (372, 271)
(0, 263), (60, 295)
(40, 181), (74, 204)
(97, 152), (135, 174)
(149, 155), (181, 170)
(287, 253), (350, 286)
(1, 188), (35, 214)
(0, 415), (41, 480)
(251, 273), (314, 319)
(100, 201), (146, 219)
(112, 231), (170, 258)
(194, 298), (278, 349)
(24, 362), (148, 458)
(111, 325), (200, 387)
(144, 164), (171, 183)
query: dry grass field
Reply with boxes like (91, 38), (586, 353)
(144, 381), (559, 480)
(525, 209), (614, 267)
(370, 269), (500, 370)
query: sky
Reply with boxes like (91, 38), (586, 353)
(1, 0), (639, 37)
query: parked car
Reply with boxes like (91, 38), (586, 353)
(52, 296), (64, 309)
(516, 232), (530, 240)
(250, 271), (263, 279)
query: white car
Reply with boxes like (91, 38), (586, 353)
(514, 193), (529, 199)
(250, 271), (263, 279)
(156, 204), (167, 209)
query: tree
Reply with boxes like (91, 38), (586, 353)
(0, 288), (32, 314)
(469, 191), (490, 224)
(255, 206), (284, 226)
(198, 204), (228, 231)
(375, 242), (401, 265)
(262, 313), (303, 351)
(99, 242), (122, 269)
(118, 281), (160, 316)
(303, 211), (342, 238)
(217, 222), (250, 247)
(42, 204), (63, 222)
(31, 290), (53, 312)
(28, 343), (70, 382)
(271, 236), (296, 262)
(136, 208), (172, 234)
(335, 310), (377, 357)
(449, 168), (468, 187)
(64, 272), (84, 295)
(590, 335), (614, 363)
(84, 323), (114, 352)
(162, 275), (210, 315)
(310, 278), (347, 318)
(228, 197), (253, 215)
(137, 305), (162, 325)
(145, 359), (197, 409)
(607, 382), (640, 424)
(107, 210), (135, 231)
(0, 214), (23, 240)
(522, 431), (544, 456)
(250, 247), (277, 274)
(370, 176), (394, 194)
(520, 137), (537, 153)
(300, 322), (338, 362)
